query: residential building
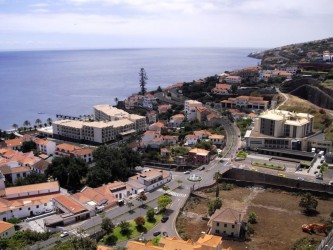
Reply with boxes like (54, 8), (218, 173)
(34, 138), (56, 155)
(94, 105), (129, 121)
(323, 51), (333, 62)
(211, 84), (231, 95)
(221, 96), (269, 110)
(184, 100), (203, 121)
(128, 169), (171, 192)
(196, 107), (210, 122)
(0, 221), (15, 238)
(188, 148), (210, 165)
(208, 208), (245, 238)
(31, 160), (49, 174)
(72, 148), (94, 163)
(141, 131), (161, 147)
(149, 122), (165, 132)
(235, 66), (260, 78)
(209, 135), (225, 145)
(146, 111), (158, 124)
(4, 138), (23, 150)
(162, 135), (178, 146)
(194, 130), (212, 140)
(0, 181), (60, 221)
(168, 114), (185, 128)
(225, 76), (241, 84)
(158, 104), (172, 114)
(125, 233), (224, 250)
(0, 165), (31, 184)
(185, 134), (199, 146)
(55, 143), (81, 157)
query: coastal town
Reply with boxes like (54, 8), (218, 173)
(1, 39), (333, 250)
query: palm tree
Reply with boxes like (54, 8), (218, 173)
(12, 124), (18, 131)
(299, 193), (318, 213)
(35, 118), (42, 127)
(47, 118), (52, 126)
(213, 171), (222, 182)
(23, 120), (31, 128)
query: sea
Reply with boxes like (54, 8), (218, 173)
(0, 48), (261, 130)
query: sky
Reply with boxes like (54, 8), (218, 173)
(0, 0), (332, 50)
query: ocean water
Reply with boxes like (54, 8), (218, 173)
(0, 48), (260, 130)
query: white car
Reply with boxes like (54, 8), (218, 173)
(184, 171), (191, 174)
(60, 231), (69, 238)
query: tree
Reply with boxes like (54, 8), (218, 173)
(104, 234), (117, 246)
(162, 185), (170, 194)
(126, 201), (134, 211)
(114, 97), (119, 106)
(157, 195), (172, 212)
(101, 217), (115, 234)
(23, 120), (31, 128)
(213, 172), (221, 182)
(21, 140), (37, 153)
(15, 172), (47, 186)
(12, 124), (18, 131)
(215, 185), (220, 198)
(214, 197), (222, 210)
(146, 208), (155, 222)
(35, 119), (42, 127)
(299, 193), (318, 213)
(47, 118), (53, 126)
(136, 192), (147, 207)
(46, 156), (88, 191)
(139, 68), (148, 95)
(248, 212), (257, 224)
(134, 216), (145, 228)
(119, 221), (131, 236)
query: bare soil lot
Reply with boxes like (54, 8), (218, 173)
(176, 184), (333, 250)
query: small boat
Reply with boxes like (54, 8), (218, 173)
(38, 112), (45, 114)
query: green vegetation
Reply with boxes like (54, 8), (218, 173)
(236, 118), (252, 137)
(51, 236), (97, 250)
(0, 230), (51, 249)
(292, 237), (319, 250)
(21, 140), (37, 153)
(101, 214), (162, 244)
(152, 235), (162, 246)
(157, 195), (172, 212)
(208, 197), (222, 216)
(236, 150), (247, 159)
(252, 162), (285, 171)
(299, 193), (318, 214)
(248, 212), (257, 224)
(13, 172), (47, 187)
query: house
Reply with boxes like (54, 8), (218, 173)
(141, 131), (161, 147)
(34, 138), (56, 156)
(126, 232), (224, 250)
(208, 208), (245, 238)
(168, 114), (185, 128)
(188, 148), (210, 165)
(194, 130), (211, 140)
(149, 122), (165, 132)
(185, 134), (199, 146)
(225, 76), (241, 84)
(0, 180), (61, 221)
(4, 138), (23, 150)
(0, 221), (15, 238)
(184, 100), (203, 121)
(196, 107), (210, 122)
(211, 84), (231, 95)
(0, 165), (31, 184)
(209, 135), (225, 145)
(221, 96), (269, 111)
(158, 104), (172, 114)
(72, 148), (94, 163)
(55, 143), (81, 157)
(160, 148), (170, 157)
(146, 111), (158, 124)
(162, 135), (178, 146)
(129, 169), (171, 192)
(31, 160), (49, 174)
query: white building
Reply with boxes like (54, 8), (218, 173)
(184, 100), (203, 121)
(185, 134), (199, 146)
(225, 76), (242, 84)
(211, 84), (231, 95)
(0, 221), (15, 238)
(129, 169), (171, 192)
(168, 114), (185, 128)
(34, 138), (56, 156)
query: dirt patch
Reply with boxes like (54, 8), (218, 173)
(177, 184), (333, 250)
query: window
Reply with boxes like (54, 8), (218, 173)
(224, 224), (227, 228)
(232, 225), (235, 228)
(44, 203), (47, 206)
(216, 222), (219, 226)
(215, 230), (220, 234)
(36, 205), (39, 208)
(19, 208), (22, 210)
(28, 208), (30, 210)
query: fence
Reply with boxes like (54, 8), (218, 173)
(316, 229), (333, 250)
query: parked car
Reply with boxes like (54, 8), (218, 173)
(162, 232), (168, 237)
(161, 216), (169, 223)
(60, 231), (69, 238)
(184, 171), (191, 174)
(199, 166), (205, 171)
(153, 231), (161, 236)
